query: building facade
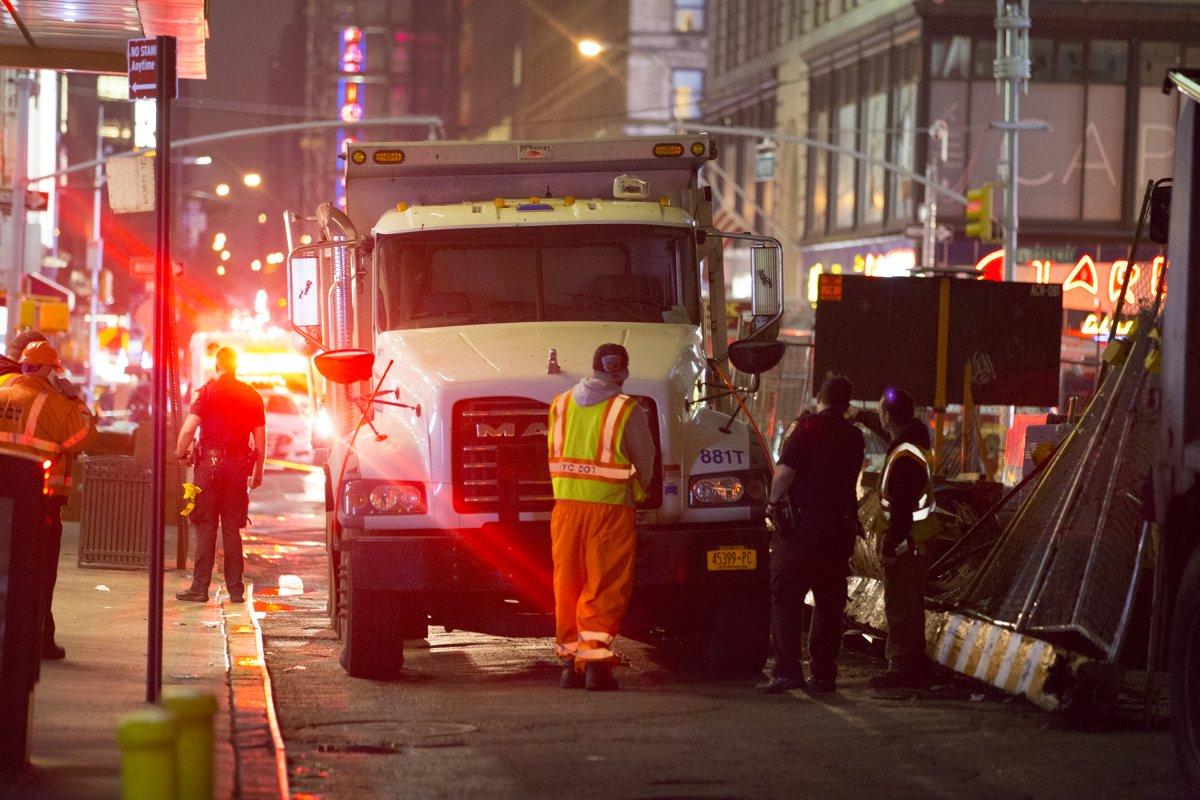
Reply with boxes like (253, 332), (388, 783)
(706, 0), (1200, 349)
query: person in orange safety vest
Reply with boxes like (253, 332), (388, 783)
(0, 340), (96, 660)
(547, 342), (654, 691)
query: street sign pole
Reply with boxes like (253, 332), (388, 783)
(147, 34), (176, 706)
(6, 72), (31, 348)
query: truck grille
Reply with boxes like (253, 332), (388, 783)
(453, 397), (554, 514)
(452, 395), (662, 515)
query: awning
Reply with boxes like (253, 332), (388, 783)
(0, 0), (206, 78)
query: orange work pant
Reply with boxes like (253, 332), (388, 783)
(550, 499), (636, 666)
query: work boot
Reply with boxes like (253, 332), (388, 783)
(41, 642), (66, 661)
(560, 659), (584, 690)
(584, 662), (618, 692)
(228, 592), (245, 604)
(868, 670), (927, 691)
(756, 675), (805, 694)
(805, 677), (837, 694)
(175, 589), (208, 603)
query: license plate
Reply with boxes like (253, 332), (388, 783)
(706, 546), (757, 571)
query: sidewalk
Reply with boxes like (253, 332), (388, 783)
(0, 520), (284, 800)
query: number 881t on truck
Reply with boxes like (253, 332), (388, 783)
(284, 135), (786, 679)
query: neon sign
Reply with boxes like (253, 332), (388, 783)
(340, 27), (364, 74)
(974, 251), (1168, 313)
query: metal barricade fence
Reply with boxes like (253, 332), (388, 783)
(77, 455), (151, 570)
(742, 332), (813, 459)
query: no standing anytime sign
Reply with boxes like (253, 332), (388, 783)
(127, 38), (176, 101)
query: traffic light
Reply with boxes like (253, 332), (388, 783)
(966, 183), (997, 243)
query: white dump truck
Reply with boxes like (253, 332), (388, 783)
(284, 135), (787, 679)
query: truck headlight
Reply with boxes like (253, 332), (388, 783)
(342, 480), (426, 516)
(690, 475), (745, 506)
(688, 472), (767, 508)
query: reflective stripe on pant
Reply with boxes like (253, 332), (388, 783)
(882, 551), (930, 674)
(550, 499), (636, 666)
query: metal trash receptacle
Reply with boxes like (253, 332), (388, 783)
(0, 451), (51, 772)
(78, 455), (151, 570)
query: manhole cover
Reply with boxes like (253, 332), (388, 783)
(293, 719), (477, 751)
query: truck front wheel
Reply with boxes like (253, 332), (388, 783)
(1172, 546), (1200, 791)
(703, 582), (770, 675)
(338, 558), (406, 680)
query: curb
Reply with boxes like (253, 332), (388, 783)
(221, 583), (290, 799)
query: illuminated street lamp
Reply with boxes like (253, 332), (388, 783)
(216, 265), (226, 276)
(215, 183), (231, 197)
(577, 38), (607, 58)
(250, 259), (262, 272)
(220, 250), (231, 262)
(243, 172), (262, 188)
(211, 232), (226, 251)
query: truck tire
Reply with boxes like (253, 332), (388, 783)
(1172, 546), (1200, 793)
(339, 559), (405, 680)
(704, 583), (770, 675)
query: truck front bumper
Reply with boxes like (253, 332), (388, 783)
(341, 522), (769, 597)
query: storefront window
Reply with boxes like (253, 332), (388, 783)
(1136, 42), (1181, 211)
(1056, 41), (1084, 82)
(890, 82), (916, 222)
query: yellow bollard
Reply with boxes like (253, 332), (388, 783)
(115, 708), (177, 800)
(161, 688), (218, 800)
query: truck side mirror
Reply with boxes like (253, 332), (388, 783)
(314, 349), (375, 384)
(751, 244), (782, 319)
(1149, 183), (1172, 244)
(727, 339), (785, 374)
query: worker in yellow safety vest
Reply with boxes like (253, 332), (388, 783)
(0, 340), (96, 660)
(853, 386), (937, 690)
(547, 343), (655, 691)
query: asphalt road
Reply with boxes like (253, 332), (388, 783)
(248, 470), (1185, 800)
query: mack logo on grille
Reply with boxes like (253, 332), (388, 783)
(475, 421), (548, 438)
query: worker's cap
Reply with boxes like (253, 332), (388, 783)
(592, 343), (629, 382)
(20, 340), (60, 367)
(7, 329), (46, 361)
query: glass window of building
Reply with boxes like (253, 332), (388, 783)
(672, 69), (704, 120)
(889, 43), (918, 223)
(1137, 42), (1182, 211)
(1029, 38), (1054, 81)
(807, 75), (832, 236)
(1056, 41), (1084, 82)
(1089, 40), (1128, 84)
(931, 36), (971, 80)
(833, 65), (858, 230)
(674, 0), (705, 33)
(972, 37), (995, 80)
(859, 53), (888, 226)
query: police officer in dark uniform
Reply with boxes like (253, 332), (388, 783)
(758, 375), (864, 694)
(174, 347), (266, 603)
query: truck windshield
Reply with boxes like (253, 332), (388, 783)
(376, 224), (699, 330)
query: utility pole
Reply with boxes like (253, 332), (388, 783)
(993, 0), (1031, 282)
(922, 120), (949, 272)
(6, 72), (32, 347)
(87, 106), (104, 405)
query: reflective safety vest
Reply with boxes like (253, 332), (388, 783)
(0, 376), (95, 497)
(548, 391), (646, 507)
(878, 441), (939, 543)
(0, 372), (18, 387)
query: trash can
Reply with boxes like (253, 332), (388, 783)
(0, 451), (50, 773)
(77, 455), (151, 570)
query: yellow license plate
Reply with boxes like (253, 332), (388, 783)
(706, 547), (757, 571)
